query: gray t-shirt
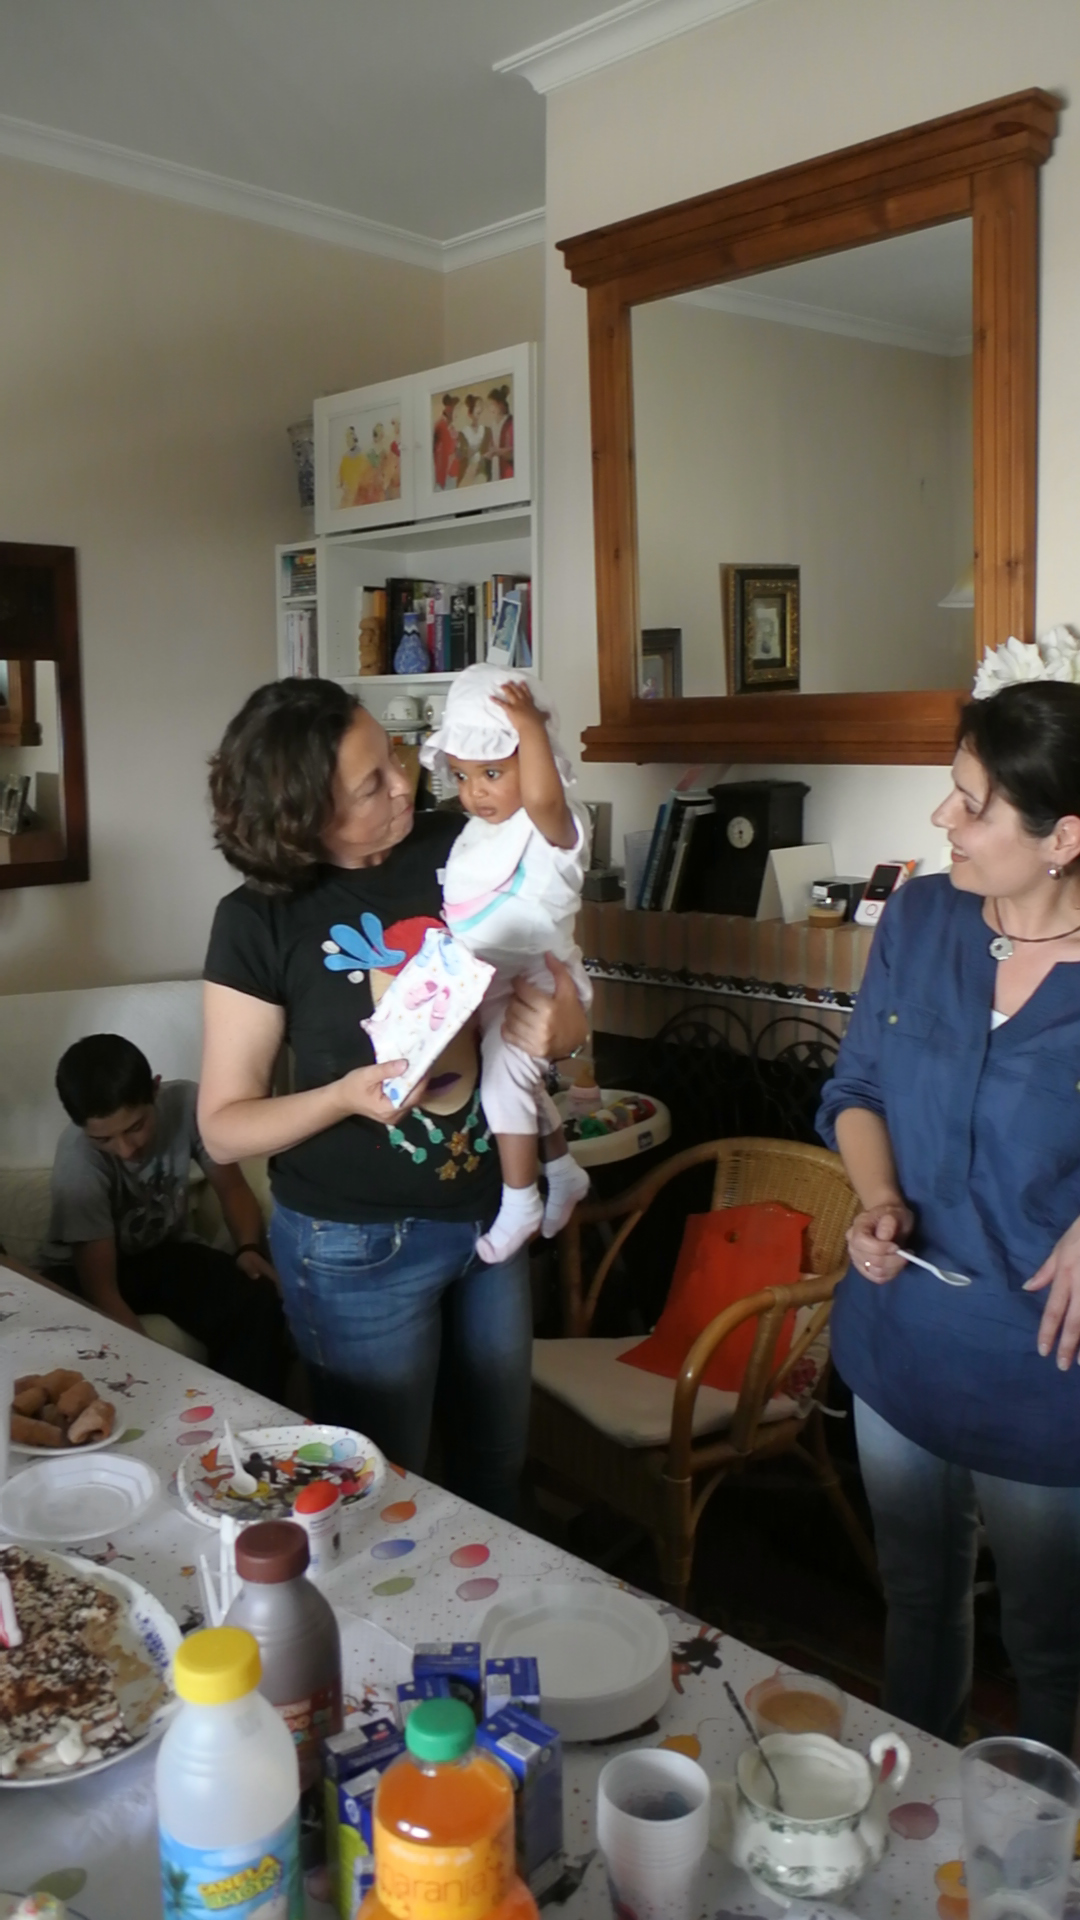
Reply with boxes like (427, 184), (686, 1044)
(41, 1080), (214, 1264)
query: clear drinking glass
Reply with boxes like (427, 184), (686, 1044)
(961, 1737), (1080, 1920)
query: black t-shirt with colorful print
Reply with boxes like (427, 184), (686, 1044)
(203, 811), (501, 1226)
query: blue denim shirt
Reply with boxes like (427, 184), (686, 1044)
(817, 873), (1080, 1484)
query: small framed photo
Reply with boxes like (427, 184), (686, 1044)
(0, 774), (30, 835)
(487, 591), (522, 668)
(722, 565), (800, 692)
(639, 627), (682, 700)
(314, 377), (415, 533)
(415, 344), (533, 521)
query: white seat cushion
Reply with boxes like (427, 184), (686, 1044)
(532, 1335), (799, 1449)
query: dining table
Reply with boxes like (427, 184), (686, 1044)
(0, 1261), (994, 1919)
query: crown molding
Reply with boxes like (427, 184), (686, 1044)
(442, 209), (546, 269)
(679, 283), (973, 357)
(494, 0), (763, 94)
(0, 111), (544, 273)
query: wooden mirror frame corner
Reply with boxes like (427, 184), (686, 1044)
(559, 89), (1059, 765)
(0, 541), (89, 888)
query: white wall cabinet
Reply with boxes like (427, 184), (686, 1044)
(276, 345), (538, 730)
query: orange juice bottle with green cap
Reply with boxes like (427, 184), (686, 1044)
(360, 1698), (539, 1919)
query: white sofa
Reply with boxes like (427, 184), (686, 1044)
(0, 979), (270, 1357)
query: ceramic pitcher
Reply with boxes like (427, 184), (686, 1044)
(715, 1728), (911, 1905)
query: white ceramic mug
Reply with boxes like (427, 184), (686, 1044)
(384, 693), (421, 727)
(597, 1746), (711, 1920)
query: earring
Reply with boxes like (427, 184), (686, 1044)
(1049, 865), (1062, 879)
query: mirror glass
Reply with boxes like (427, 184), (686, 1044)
(632, 220), (973, 699)
(0, 544), (88, 886)
(0, 660), (67, 868)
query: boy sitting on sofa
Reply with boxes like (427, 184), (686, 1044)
(39, 1033), (289, 1400)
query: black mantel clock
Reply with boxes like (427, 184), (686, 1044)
(681, 780), (810, 917)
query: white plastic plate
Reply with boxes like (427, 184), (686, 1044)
(482, 1582), (671, 1741)
(176, 1423), (386, 1531)
(0, 1547), (179, 1787)
(0, 1454), (159, 1544)
(11, 1426), (116, 1458)
(554, 1088), (672, 1169)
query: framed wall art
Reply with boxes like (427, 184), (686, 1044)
(722, 565), (801, 693)
(639, 627), (682, 699)
(414, 343), (533, 521)
(314, 376), (415, 533)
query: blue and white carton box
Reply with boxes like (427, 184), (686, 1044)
(476, 1705), (563, 1891)
(483, 1656), (541, 1721)
(321, 1718), (404, 1913)
(412, 1640), (483, 1714)
(396, 1675), (453, 1724)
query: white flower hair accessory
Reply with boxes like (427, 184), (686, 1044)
(973, 627), (1080, 698)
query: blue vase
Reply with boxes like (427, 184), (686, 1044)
(394, 614), (429, 675)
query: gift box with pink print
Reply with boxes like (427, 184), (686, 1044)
(361, 927), (494, 1107)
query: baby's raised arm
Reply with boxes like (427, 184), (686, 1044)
(494, 681), (576, 849)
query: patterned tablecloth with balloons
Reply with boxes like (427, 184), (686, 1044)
(0, 1263), (1032, 1920)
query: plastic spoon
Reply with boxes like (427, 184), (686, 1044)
(897, 1249), (972, 1289)
(222, 1418), (259, 1496)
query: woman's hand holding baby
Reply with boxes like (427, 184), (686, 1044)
(503, 954), (588, 1061)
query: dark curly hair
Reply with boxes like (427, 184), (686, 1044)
(956, 681), (1080, 842)
(208, 678), (359, 892)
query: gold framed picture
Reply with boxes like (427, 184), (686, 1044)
(722, 565), (800, 693)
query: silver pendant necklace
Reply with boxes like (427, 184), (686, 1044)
(989, 900), (1080, 961)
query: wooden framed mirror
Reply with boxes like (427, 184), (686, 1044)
(0, 542), (89, 888)
(558, 90), (1058, 765)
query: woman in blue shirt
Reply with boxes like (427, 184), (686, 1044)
(819, 683), (1080, 1752)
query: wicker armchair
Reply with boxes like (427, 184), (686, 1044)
(531, 1136), (875, 1607)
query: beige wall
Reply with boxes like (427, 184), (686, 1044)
(442, 245), (544, 360)
(542, 0), (1080, 876)
(633, 298), (972, 696)
(0, 162), (542, 993)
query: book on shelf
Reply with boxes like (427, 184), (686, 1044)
(636, 783), (715, 909)
(284, 607), (318, 678)
(661, 802), (715, 910)
(282, 549), (317, 598)
(387, 576), (483, 673)
(483, 574), (532, 669)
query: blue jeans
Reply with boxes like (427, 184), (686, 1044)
(269, 1205), (532, 1522)
(855, 1399), (1080, 1751)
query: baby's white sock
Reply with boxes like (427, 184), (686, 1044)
(477, 1183), (544, 1265)
(541, 1152), (591, 1238)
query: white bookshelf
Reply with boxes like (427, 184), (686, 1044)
(275, 506), (537, 729)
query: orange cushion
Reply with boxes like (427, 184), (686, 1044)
(618, 1202), (811, 1392)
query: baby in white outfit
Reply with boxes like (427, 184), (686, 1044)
(420, 665), (591, 1263)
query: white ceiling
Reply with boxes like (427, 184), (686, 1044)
(682, 221), (974, 356)
(0, 0), (620, 246)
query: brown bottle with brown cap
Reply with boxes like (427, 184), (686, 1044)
(224, 1518), (343, 1793)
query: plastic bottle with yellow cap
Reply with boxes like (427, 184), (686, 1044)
(156, 1624), (304, 1919)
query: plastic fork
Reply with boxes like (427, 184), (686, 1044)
(222, 1417), (259, 1496)
(898, 1249), (972, 1289)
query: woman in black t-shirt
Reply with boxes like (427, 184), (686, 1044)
(199, 678), (586, 1520)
